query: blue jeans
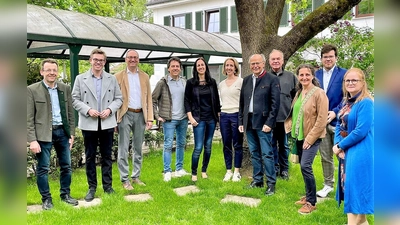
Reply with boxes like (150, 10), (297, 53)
(272, 122), (290, 174)
(246, 128), (276, 187)
(297, 139), (321, 206)
(191, 119), (216, 175)
(163, 118), (188, 173)
(36, 127), (72, 202)
(220, 112), (243, 170)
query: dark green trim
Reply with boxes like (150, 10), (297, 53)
(195, 11), (203, 31)
(220, 7), (228, 33)
(230, 6), (238, 32)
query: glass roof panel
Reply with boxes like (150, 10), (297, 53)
(27, 5), (71, 37)
(45, 8), (119, 42)
(133, 22), (188, 49)
(93, 16), (158, 46)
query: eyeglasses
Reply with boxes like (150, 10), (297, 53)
(344, 79), (361, 84)
(43, 69), (58, 73)
(92, 58), (105, 63)
(126, 56), (139, 60)
(250, 62), (263, 66)
(322, 55), (336, 59)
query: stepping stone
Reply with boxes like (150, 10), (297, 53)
(27, 204), (42, 213)
(316, 196), (330, 203)
(173, 185), (200, 196)
(124, 193), (152, 202)
(75, 198), (102, 208)
(220, 195), (261, 207)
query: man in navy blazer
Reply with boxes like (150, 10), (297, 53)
(315, 44), (347, 198)
(239, 54), (280, 196)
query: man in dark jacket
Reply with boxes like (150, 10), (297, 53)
(268, 49), (297, 180)
(239, 54), (280, 196)
(27, 58), (78, 210)
(152, 57), (189, 182)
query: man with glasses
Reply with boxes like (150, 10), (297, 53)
(315, 44), (347, 198)
(72, 48), (122, 201)
(115, 49), (153, 189)
(28, 58), (78, 209)
(239, 54), (280, 196)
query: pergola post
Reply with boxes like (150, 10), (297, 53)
(68, 44), (82, 127)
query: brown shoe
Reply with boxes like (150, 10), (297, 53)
(132, 178), (146, 186)
(122, 181), (134, 190)
(298, 202), (316, 214)
(295, 196), (307, 205)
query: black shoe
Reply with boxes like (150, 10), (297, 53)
(42, 198), (53, 210)
(281, 171), (289, 181)
(61, 194), (79, 206)
(84, 189), (96, 202)
(246, 181), (264, 189)
(104, 187), (115, 194)
(265, 185), (275, 196)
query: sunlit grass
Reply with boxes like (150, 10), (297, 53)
(27, 143), (373, 225)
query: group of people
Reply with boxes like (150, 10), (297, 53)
(27, 45), (373, 224)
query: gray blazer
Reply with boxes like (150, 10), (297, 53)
(72, 70), (122, 131)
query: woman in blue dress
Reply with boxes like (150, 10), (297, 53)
(333, 68), (374, 225)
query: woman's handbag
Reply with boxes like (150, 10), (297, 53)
(289, 136), (299, 164)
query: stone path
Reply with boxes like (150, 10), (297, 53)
(221, 195), (261, 207)
(124, 193), (152, 202)
(27, 185), (331, 213)
(173, 185), (200, 196)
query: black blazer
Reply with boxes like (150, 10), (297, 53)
(239, 72), (281, 130)
(184, 78), (221, 122)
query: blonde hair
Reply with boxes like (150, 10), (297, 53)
(342, 68), (373, 103)
(222, 58), (240, 76)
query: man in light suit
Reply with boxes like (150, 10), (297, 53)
(27, 58), (78, 210)
(72, 48), (122, 201)
(115, 49), (153, 190)
(315, 44), (347, 198)
(238, 54), (280, 196)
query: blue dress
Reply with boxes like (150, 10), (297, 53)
(335, 96), (374, 214)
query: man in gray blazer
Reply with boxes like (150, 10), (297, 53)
(72, 49), (122, 202)
(27, 58), (78, 210)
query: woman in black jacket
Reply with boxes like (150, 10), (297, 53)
(184, 57), (221, 182)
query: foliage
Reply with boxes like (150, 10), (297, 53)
(27, 0), (152, 22)
(139, 63), (155, 76)
(286, 18), (374, 90)
(27, 58), (42, 85)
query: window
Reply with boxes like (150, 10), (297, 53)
(206, 10), (220, 33)
(173, 15), (185, 28)
(356, 0), (374, 17)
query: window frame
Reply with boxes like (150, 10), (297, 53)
(205, 9), (220, 33)
(172, 14), (185, 28)
(355, 0), (374, 18)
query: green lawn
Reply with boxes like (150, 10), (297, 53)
(27, 143), (374, 225)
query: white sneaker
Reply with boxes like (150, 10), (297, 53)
(175, 169), (190, 177)
(163, 172), (172, 182)
(231, 172), (241, 182)
(316, 185), (334, 198)
(223, 171), (233, 182)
